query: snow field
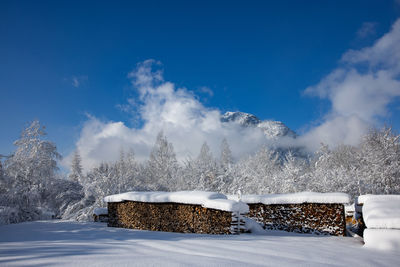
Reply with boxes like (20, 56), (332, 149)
(1, 220), (400, 267)
(363, 229), (400, 251)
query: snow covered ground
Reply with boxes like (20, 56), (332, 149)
(1, 221), (400, 266)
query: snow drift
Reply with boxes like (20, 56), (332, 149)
(104, 191), (249, 213)
(235, 192), (350, 205)
(361, 194), (400, 251)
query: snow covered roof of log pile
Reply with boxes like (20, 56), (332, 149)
(345, 204), (355, 216)
(93, 208), (108, 216)
(104, 191), (225, 204)
(362, 195), (400, 229)
(235, 192), (350, 204)
(104, 191), (249, 213)
(357, 194), (400, 205)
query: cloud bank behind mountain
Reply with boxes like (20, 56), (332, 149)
(65, 19), (400, 171)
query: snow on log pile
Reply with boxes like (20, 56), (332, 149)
(104, 191), (249, 234)
(93, 207), (108, 222)
(238, 192), (350, 236)
(361, 195), (400, 251)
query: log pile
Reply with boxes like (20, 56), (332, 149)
(247, 203), (346, 236)
(93, 214), (108, 223)
(353, 202), (366, 236)
(108, 201), (232, 234)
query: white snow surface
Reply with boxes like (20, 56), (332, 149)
(345, 204), (355, 216)
(93, 208), (108, 216)
(104, 191), (226, 203)
(364, 229), (400, 251)
(362, 196), (400, 229)
(104, 191), (248, 213)
(357, 194), (400, 205)
(202, 199), (249, 213)
(1, 220), (399, 266)
(237, 192), (350, 205)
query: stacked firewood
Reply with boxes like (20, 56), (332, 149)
(93, 214), (108, 222)
(247, 203), (346, 236)
(108, 201), (232, 234)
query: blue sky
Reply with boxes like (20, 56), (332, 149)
(1, 0), (400, 165)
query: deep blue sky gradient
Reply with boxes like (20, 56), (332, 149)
(1, 0), (399, 156)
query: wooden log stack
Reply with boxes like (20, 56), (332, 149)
(108, 201), (233, 234)
(247, 203), (346, 236)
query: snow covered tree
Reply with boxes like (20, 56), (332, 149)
(64, 160), (119, 222)
(122, 148), (143, 190)
(358, 127), (400, 195)
(192, 142), (217, 191)
(146, 131), (179, 191)
(116, 149), (127, 194)
(0, 159), (3, 179)
(280, 151), (308, 193)
(220, 138), (233, 171)
(47, 176), (84, 218)
(85, 162), (118, 207)
(4, 120), (61, 222)
(215, 138), (234, 193)
(114, 148), (143, 193)
(307, 144), (357, 197)
(231, 146), (281, 194)
(0, 158), (10, 223)
(0, 158), (5, 194)
(69, 149), (83, 183)
(181, 156), (197, 190)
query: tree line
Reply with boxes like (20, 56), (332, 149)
(1, 120), (399, 224)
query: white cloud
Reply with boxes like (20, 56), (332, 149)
(301, 19), (400, 151)
(356, 22), (377, 39)
(72, 77), (80, 88)
(198, 86), (214, 97)
(71, 75), (88, 88)
(66, 19), (400, 170)
(68, 60), (270, 171)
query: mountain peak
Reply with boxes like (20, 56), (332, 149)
(221, 111), (261, 126)
(221, 111), (296, 138)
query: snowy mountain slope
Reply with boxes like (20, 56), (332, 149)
(221, 111), (296, 139)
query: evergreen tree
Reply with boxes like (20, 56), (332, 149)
(220, 138), (233, 170)
(146, 131), (179, 191)
(217, 138), (234, 193)
(195, 142), (217, 191)
(69, 149), (83, 183)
